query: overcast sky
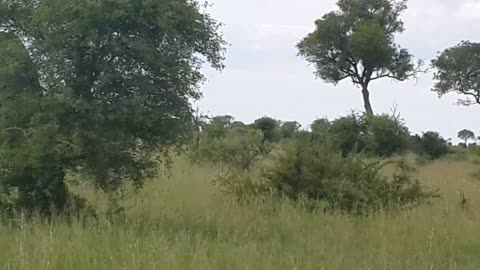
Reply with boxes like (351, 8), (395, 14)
(196, 0), (480, 141)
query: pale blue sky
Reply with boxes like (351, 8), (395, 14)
(196, 0), (480, 141)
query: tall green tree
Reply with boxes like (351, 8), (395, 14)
(432, 41), (480, 105)
(458, 129), (476, 146)
(0, 0), (225, 214)
(297, 0), (422, 115)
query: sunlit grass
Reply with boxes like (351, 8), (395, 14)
(1, 158), (480, 269)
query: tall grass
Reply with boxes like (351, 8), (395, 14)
(1, 158), (480, 269)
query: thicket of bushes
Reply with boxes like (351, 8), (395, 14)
(263, 139), (436, 213)
(190, 113), (441, 214)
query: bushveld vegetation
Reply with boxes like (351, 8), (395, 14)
(1, 0), (480, 269)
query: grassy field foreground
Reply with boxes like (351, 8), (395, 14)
(1, 158), (480, 270)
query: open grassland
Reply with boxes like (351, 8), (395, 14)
(1, 158), (480, 270)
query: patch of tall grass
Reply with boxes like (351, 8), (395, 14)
(0, 158), (480, 269)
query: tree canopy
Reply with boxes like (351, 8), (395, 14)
(432, 41), (480, 106)
(297, 0), (422, 115)
(0, 0), (225, 214)
(457, 129), (476, 145)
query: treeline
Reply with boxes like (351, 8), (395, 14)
(192, 113), (451, 160)
(189, 113), (445, 214)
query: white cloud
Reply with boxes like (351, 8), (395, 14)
(458, 0), (480, 21)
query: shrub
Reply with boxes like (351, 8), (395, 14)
(251, 117), (281, 143)
(262, 140), (437, 214)
(364, 114), (410, 157)
(327, 113), (410, 157)
(201, 129), (273, 201)
(328, 113), (370, 156)
(412, 132), (449, 160)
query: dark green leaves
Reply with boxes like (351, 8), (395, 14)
(297, 0), (420, 115)
(0, 0), (225, 214)
(298, 0), (414, 85)
(458, 129), (476, 144)
(432, 41), (480, 105)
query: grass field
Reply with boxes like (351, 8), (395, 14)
(1, 157), (480, 270)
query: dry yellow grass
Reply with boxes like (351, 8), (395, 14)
(0, 157), (480, 269)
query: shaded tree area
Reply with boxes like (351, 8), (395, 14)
(0, 0), (225, 215)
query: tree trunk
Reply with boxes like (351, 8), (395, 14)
(361, 86), (374, 116)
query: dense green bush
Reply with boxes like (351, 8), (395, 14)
(364, 115), (410, 157)
(251, 117), (281, 143)
(326, 113), (410, 157)
(280, 121), (301, 139)
(262, 140), (436, 213)
(412, 132), (450, 160)
(328, 114), (370, 156)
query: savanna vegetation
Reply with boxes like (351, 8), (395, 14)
(0, 0), (480, 269)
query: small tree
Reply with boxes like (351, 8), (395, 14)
(458, 129), (476, 146)
(297, 0), (423, 115)
(432, 41), (480, 105)
(251, 117), (281, 143)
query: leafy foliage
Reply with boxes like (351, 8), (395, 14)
(326, 113), (410, 157)
(458, 129), (476, 145)
(364, 114), (410, 157)
(263, 139), (436, 213)
(280, 121), (301, 139)
(432, 41), (480, 105)
(0, 0), (225, 214)
(412, 132), (449, 160)
(251, 117), (281, 143)
(297, 0), (422, 115)
(199, 129), (271, 200)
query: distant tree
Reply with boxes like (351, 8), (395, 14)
(432, 41), (480, 105)
(458, 129), (476, 146)
(252, 117), (281, 143)
(297, 0), (423, 115)
(280, 121), (301, 139)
